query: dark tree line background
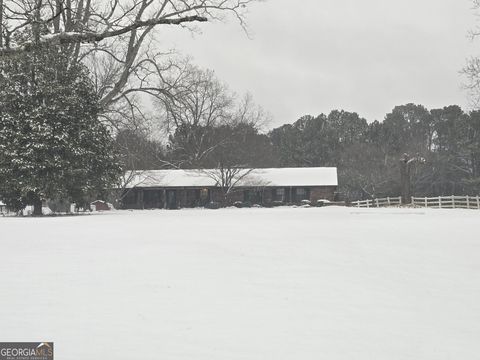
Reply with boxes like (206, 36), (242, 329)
(119, 103), (480, 201)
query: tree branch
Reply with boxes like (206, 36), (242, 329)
(0, 15), (207, 55)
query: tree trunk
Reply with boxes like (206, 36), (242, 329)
(221, 190), (229, 207)
(33, 196), (43, 216)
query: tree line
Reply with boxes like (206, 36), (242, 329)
(122, 101), (480, 201)
(269, 105), (480, 200)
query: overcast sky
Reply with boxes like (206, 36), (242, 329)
(161, 0), (478, 128)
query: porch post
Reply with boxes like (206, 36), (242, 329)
(137, 189), (144, 210)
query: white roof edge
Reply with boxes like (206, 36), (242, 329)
(123, 167), (338, 188)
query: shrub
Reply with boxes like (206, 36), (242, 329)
(205, 201), (221, 209)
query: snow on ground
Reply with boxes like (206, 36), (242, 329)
(1, 207), (480, 360)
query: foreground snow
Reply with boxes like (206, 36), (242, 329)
(1, 207), (480, 359)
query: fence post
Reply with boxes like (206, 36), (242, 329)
(467, 195), (470, 209)
(387, 197), (391, 206)
(439, 196), (442, 209)
(411, 196), (414, 206)
(452, 195), (455, 209)
(424, 197), (428, 208)
(477, 195), (480, 210)
(375, 198), (379, 208)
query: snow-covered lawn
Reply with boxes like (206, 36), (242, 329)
(1, 207), (480, 360)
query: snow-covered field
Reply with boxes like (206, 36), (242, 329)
(1, 207), (480, 360)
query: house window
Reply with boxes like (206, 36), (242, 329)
(200, 189), (209, 200)
(243, 190), (251, 202)
(295, 188), (309, 201)
(274, 188), (285, 202)
(244, 190), (263, 204)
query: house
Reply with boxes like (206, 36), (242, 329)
(0, 201), (6, 213)
(120, 167), (338, 209)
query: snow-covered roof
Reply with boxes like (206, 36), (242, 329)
(0, 201), (5, 206)
(124, 167), (338, 189)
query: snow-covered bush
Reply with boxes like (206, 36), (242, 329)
(205, 201), (221, 209)
(316, 199), (331, 207)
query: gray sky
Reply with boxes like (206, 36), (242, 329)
(162, 0), (478, 127)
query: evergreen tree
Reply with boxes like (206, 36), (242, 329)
(0, 47), (121, 215)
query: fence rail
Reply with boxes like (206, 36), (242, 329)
(411, 195), (480, 209)
(351, 197), (402, 208)
(352, 195), (480, 209)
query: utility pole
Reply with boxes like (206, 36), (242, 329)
(400, 153), (425, 204)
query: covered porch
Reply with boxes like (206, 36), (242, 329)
(122, 187), (212, 210)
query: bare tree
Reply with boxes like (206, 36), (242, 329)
(157, 65), (270, 205)
(1, 0), (256, 54)
(463, 1), (480, 108)
(161, 64), (270, 167)
(159, 64), (234, 165)
(233, 92), (271, 130)
(193, 121), (270, 205)
(0, 0), (260, 129)
(197, 166), (252, 205)
(162, 64), (233, 130)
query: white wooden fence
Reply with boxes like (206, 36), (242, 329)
(411, 195), (480, 209)
(352, 195), (480, 209)
(351, 197), (402, 208)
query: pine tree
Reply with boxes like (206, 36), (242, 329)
(0, 47), (122, 215)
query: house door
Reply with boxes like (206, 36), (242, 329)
(198, 188), (210, 207)
(166, 190), (177, 209)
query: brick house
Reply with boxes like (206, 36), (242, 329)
(120, 167), (338, 209)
